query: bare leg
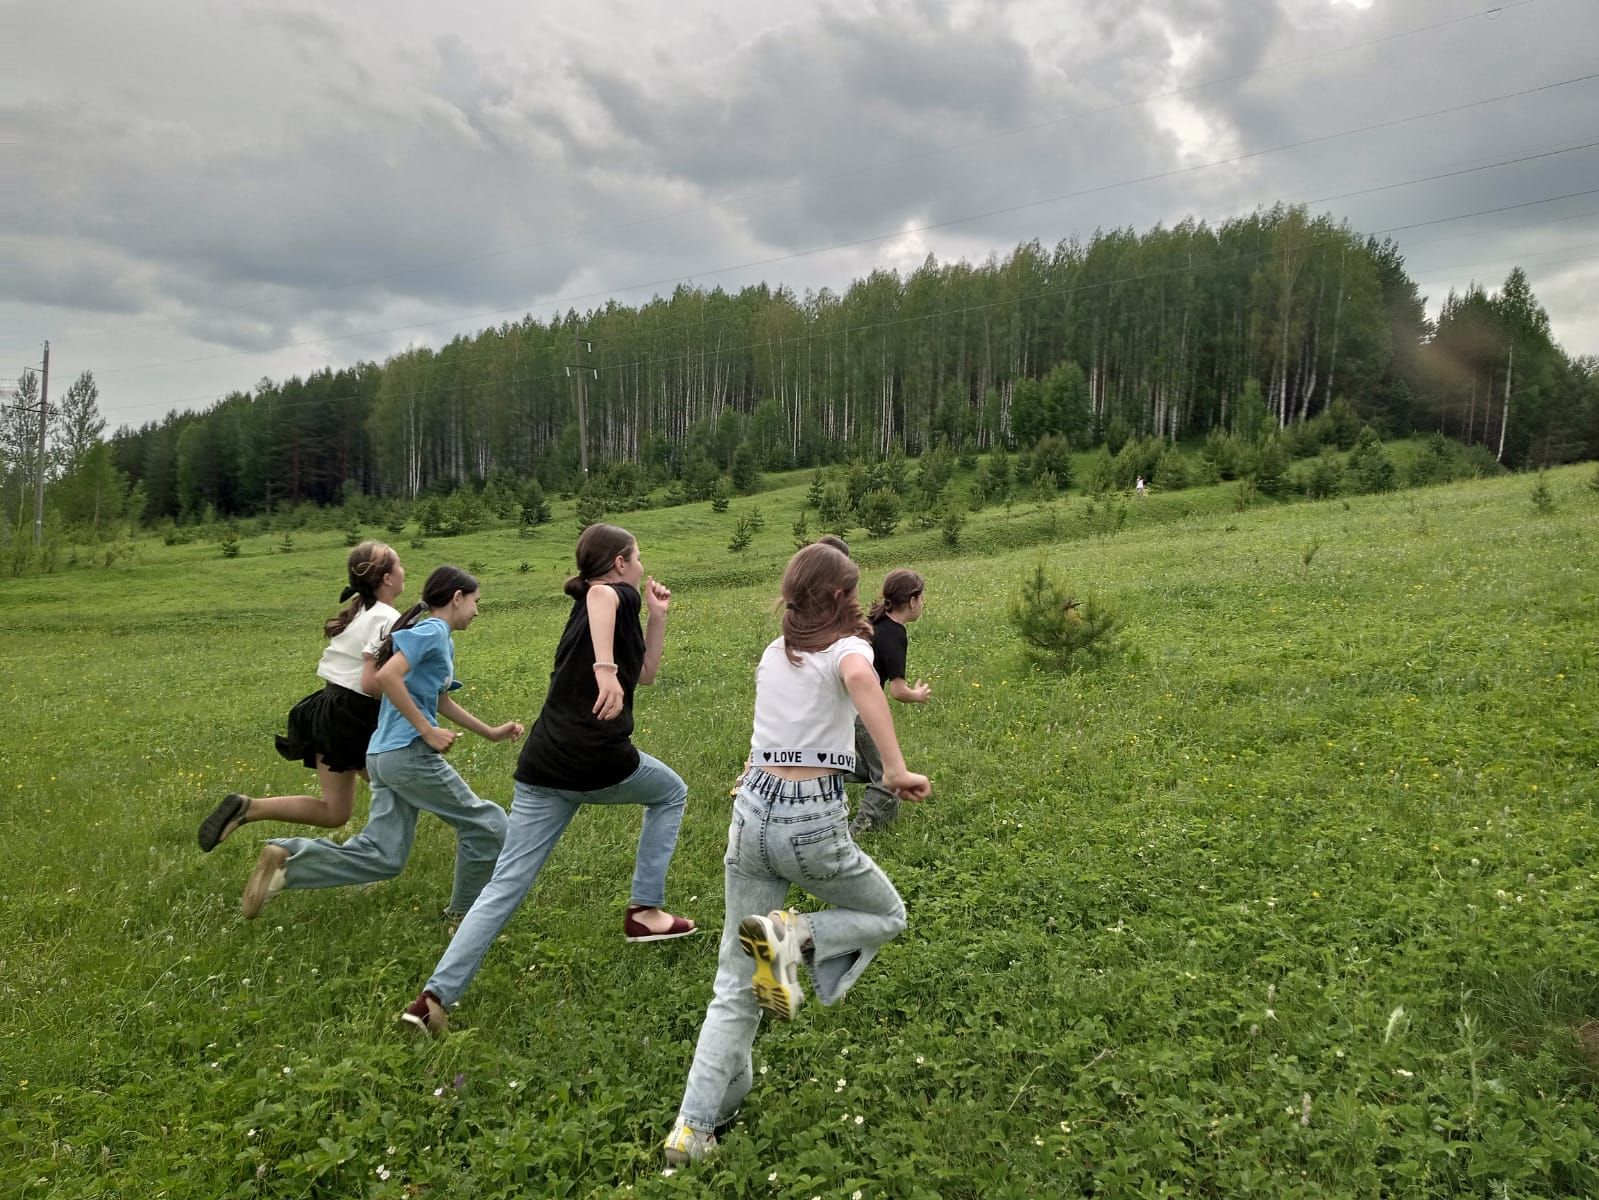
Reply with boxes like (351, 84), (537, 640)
(213, 760), (364, 846)
(248, 762), (361, 825)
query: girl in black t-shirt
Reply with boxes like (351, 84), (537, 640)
(850, 568), (931, 833)
(398, 523), (696, 1037)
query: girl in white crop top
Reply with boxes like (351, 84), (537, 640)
(196, 541), (405, 853)
(665, 542), (930, 1164)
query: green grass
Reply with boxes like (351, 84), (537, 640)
(4, 464), (1598, 1197)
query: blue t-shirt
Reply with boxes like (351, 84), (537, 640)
(368, 617), (457, 754)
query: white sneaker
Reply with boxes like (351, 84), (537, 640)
(241, 844), (288, 919)
(739, 909), (806, 1020)
(662, 1120), (716, 1164)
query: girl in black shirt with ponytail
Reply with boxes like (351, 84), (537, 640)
(399, 523), (696, 1036)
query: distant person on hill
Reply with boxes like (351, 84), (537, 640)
(398, 524), (695, 1038)
(663, 542), (930, 1165)
(198, 541), (405, 852)
(849, 568), (931, 834)
(1135, 475), (1147, 496)
(239, 565), (523, 923)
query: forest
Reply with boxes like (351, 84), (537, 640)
(5, 203), (1599, 541)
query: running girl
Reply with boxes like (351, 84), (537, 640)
(198, 541), (404, 852)
(850, 568), (931, 834)
(398, 524), (695, 1037)
(240, 565), (522, 921)
(663, 542), (930, 1163)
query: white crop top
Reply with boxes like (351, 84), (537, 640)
(749, 634), (873, 773)
(315, 600), (400, 693)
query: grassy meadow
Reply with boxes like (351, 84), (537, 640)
(3, 458), (1598, 1198)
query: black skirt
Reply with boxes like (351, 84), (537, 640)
(275, 682), (382, 774)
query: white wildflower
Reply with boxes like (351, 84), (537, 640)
(1383, 1006), (1406, 1044)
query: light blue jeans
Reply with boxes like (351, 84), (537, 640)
(425, 752), (689, 1006)
(270, 739), (509, 916)
(675, 768), (906, 1132)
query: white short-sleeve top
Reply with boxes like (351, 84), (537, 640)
(315, 600), (400, 693)
(749, 634), (873, 774)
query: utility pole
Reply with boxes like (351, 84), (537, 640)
(566, 331), (595, 477)
(33, 340), (49, 546)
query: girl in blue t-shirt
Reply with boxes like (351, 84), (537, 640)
(663, 542), (931, 1164)
(240, 565), (523, 923)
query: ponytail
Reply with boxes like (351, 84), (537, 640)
(564, 523), (636, 599)
(373, 564), (477, 666)
(325, 540), (397, 639)
(867, 568), (925, 623)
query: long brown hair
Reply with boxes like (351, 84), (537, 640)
(325, 540), (397, 639)
(779, 543), (869, 665)
(374, 565), (479, 667)
(565, 523), (636, 599)
(867, 568), (924, 622)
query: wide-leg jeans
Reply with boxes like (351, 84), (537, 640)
(271, 739), (509, 916)
(676, 768), (905, 1132)
(426, 752), (689, 1006)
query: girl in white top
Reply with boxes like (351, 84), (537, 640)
(197, 540), (405, 851)
(664, 542), (931, 1164)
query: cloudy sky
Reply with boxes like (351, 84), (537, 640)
(5, 0), (1598, 429)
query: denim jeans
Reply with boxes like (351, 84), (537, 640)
(425, 752), (689, 1006)
(848, 714), (900, 830)
(270, 739), (508, 916)
(675, 768), (905, 1132)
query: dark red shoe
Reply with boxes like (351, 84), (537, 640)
(398, 991), (448, 1038)
(624, 905), (697, 944)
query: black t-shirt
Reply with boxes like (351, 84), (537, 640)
(515, 582), (644, 790)
(869, 612), (908, 687)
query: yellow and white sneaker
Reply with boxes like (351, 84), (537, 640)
(738, 908), (806, 1020)
(662, 1120), (716, 1164)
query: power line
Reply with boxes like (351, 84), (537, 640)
(89, 67), (1599, 383)
(123, 0), (1544, 339)
(95, 139), (1599, 425)
(100, 188), (1599, 435)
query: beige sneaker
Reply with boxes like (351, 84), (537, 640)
(241, 844), (289, 919)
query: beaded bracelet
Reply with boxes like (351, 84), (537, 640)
(593, 661), (619, 671)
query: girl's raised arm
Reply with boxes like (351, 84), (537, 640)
(436, 693), (524, 743)
(586, 584), (625, 720)
(842, 653), (930, 801)
(375, 651), (457, 753)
